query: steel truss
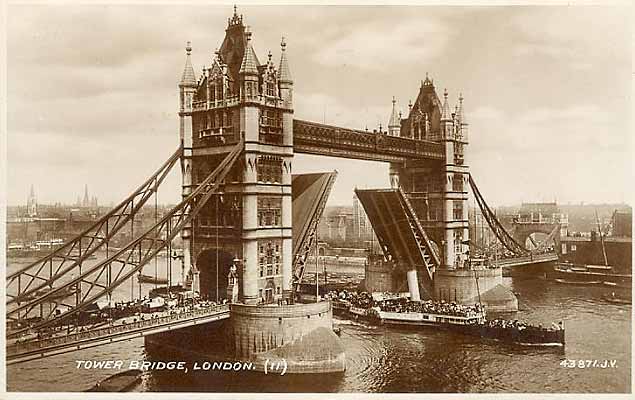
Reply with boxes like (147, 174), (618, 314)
(468, 174), (529, 256)
(397, 188), (441, 274)
(7, 140), (243, 339)
(292, 172), (338, 294)
(6, 147), (182, 308)
(532, 224), (560, 252)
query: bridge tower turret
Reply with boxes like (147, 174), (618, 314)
(178, 41), (198, 289)
(440, 89), (456, 269)
(439, 89), (470, 270)
(388, 97), (400, 137)
(277, 36), (294, 301)
(456, 93), (470, 249)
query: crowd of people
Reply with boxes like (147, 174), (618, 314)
(377, 298), (483, 318)
(11, 293), (223, 344)
(326, 290), (373, 308)
(484, 318), (563, 332)
(326, 290), (484, 319)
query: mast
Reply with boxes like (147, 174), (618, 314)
(315, 233), (319, 302)
(595, 209), (609, 266)
(473, 270), (483, 309)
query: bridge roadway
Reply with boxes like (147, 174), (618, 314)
(495, 253), (559, 268)
(6, 305), (230, 365)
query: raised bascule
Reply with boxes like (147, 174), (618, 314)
(5, 7), (554, 369)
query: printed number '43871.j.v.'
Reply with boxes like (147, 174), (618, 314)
(560, 359), (618, 368)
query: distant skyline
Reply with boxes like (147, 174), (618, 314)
(6, 4), (633, 207)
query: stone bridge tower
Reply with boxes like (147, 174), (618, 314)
(389, 76), (470, 271)
(178, 10), (294, 305)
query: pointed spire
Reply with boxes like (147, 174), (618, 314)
(278, 36), (293, 83)
(239, 29), (259, 76)
(229, 4), (243, 26)
(441, 88), (452, 121)
(388, 96), (400, 129)
(457, 93), (466, 124)
(29, 184), (35, 197)
(423, 72), (433, 86)
(179, 41), (197, 88)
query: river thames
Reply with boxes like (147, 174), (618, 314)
(7, 257), (631, 393)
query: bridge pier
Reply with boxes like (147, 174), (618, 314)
(230, 302), (345, 373)
(434, 269), (517, 312)
(406, 268), (421, 302)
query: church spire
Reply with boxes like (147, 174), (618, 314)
(179, 41), (197, 88)
(278, 36), (292, 83)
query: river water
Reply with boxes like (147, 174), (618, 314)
(6, 257), (632, 393)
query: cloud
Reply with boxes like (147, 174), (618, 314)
(470, 103), (625, 154)
(314, 17), (452, 71)
(5, 5), (630, 208)
(508, 7), (630, 69)
(295, 91), (392, 131)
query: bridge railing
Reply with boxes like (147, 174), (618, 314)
(7, 305), (230, 355)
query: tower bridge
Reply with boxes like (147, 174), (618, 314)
(6, 7), (554, 369)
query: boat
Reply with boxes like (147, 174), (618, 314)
(554, 277), (602, 285)
(332, 299), (351, 317)
(137, 274), (168, 285)
(556, 208), (632, 286)
(330, 295), (565, 347)
(552, 263), (632, 287)
(86, 369), (143, 392)
(373, 299), (564, 347)
(602, 292), (631, 305)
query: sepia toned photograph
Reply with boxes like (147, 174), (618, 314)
(2, 1), (632, 396)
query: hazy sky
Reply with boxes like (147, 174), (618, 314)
(6, 4), (632, 207)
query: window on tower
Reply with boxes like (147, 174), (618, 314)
(452, 173), (463, 192)
(258, 196), (282, 227)
(266, 79), (277, 97)
(258, 240), (282, 278)
(453, 200), (463, 221)
(256, 156), (283, 183)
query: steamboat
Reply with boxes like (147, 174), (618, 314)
(331, 293), (565, 347)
